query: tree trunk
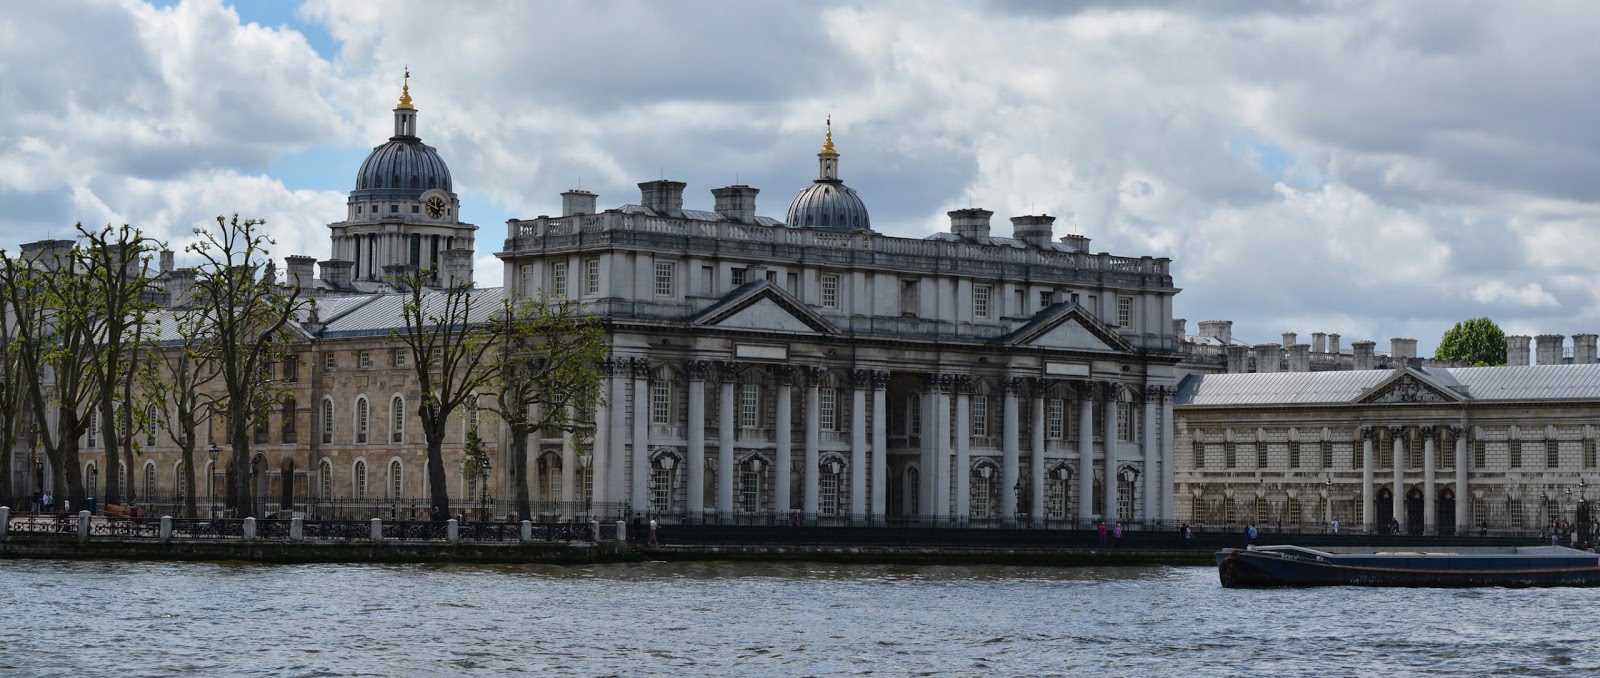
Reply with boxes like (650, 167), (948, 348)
(513, 426), (530, 521)
(230, 402), (255, 518)
(181, 442), (197, 519)
(280, 458), (295, 511)
(427, 432), (450, 519)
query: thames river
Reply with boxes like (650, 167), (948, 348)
(1, 559), (1596, 676)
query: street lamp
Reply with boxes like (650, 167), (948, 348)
(1325, 475), (1333, 531)
(478, 457), (491, 522)
(208, 443), (219, 519)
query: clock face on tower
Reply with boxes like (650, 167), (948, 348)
(425, 196), (447, 219)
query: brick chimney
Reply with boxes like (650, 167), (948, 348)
(1254, 344), (1282, 373)
(711, 185), (760, 223)
(1535, 334), (1566, 365)
(639, 180), (687, 217)
(1390, 338), (1418, 360)
(1010, 214), (1055, 248)
(1352, 341), (1377, 370)
(949, 208), (993, 240)
(1226, 345), (1251, 374)
(1573, 334), (1598, 364)
(1287, 344), (1311, 372)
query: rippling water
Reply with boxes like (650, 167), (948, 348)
(1, 558), (1597, 676)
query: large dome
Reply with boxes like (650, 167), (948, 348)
(351, 138), (453, 201)
(786, 181), (870, 230)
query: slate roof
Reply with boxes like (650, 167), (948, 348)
(1176, 364), (1600, 406)
(146, 287), (507, 342)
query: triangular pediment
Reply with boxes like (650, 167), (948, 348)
(995, 303), (1137, 353)
(1357, 369), (1464, 404)
(690, 281), (838, 334)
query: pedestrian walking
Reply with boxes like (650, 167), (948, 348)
(1180, 523), (1193, 549)
(1096, 521), (1108, 547)
(1113, 522), (1124, 548)
(42, 490), (53, 514)
(648, 517), (659, 545)
(1245, 523), (1258, 546)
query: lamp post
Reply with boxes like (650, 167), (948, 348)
(479, 457), (491, 522)
(1325, 475), (1333, 532)
(207, 444), (219, 519)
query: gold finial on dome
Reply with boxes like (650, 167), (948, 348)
(821, 115), (836, 154)
(397, 66), (415, 110)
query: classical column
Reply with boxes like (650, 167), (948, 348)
(718, 363), (737, 522)
(921, 376), (937, 520)
(560, 425), (576, 514)
(850, 369), (869, 524)
(1001, 377), (1020, 525)
(1030, 383), (1046, 527)
(804, 366), (822, 522)
(1102, 382), (1119, 523)
(773, 366), (794, 521)
(954, 376), (971, 523)
(1423, 425), (1436, 533)
(1389, 426), (1405, 527)
(1361, 426), (1374, 531)
(630, 360), (650, 513)
(592, 363), (611, 508)
(931, 374), (951, 522)
(1161, 389), (1175, 521)
(608, 367), (628, 511)
(1453, 426), (1469, 534)
(686, 360), (708, 522)
(1142, 385), (1158, 525)
(1076, 382), (1095, 524)
(871, 371), (889, 521)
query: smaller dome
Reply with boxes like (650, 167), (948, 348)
(786, 181), (870, 231)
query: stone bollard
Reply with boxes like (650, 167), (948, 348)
(520, 520), (533, 543)
(447, 518), (460, 544)
(78, 510), (91, 542)
(616, 520), (627, 543)
(370, 517), (383, 541)
(290, 516), (304, 541)
(243, 517), (256, 540)
(590, 520), (600, 543)
(0, 506), (9, 540)
(160, 515), (173, 541)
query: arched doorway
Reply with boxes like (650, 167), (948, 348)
(1437, 487), (1456, 536)
(1375, 487), (1394, 531)
(1405, 487), (1424, 535)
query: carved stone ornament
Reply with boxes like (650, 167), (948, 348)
(718, 361), (743, 382)
(685, 360), (712, 381)
(769, 364), (795, 385)
(870, 370), (891, 390)
(1370, 375), (1448, 404)
(629, 358), (654, 380)
(1360, 426), (1373, 440)
(850, 368), (872, 389)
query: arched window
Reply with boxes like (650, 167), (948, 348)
(1119, 468), (1139, 520)
(355, 397), (369, 444)
(908, 394), (922, 436)
(389, 460), (403, 499)
(972, 464), (996, 519)
(543, 452), (563, 503)
(174, 461), (190, 499)
(143, 463), (156, 500)
(819, 458), (843, 516)
(320, 460), (334, 499)
(905, 466), (920, 515)
(145, 404), (158, 446)
(354, 460), (368, 499)
(391, 396), (405, 443)
(321, 399), (335, 444)
(650, 454), (677, 513)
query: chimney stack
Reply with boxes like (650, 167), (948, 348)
(1226, 345), (1251, 374)
(441, 248), (474, 289)
(1311, 332), (1327, 354)
(1329, 333), (1342, 355)
(1506, 335), (1532, 366)
(638, 180), (687, 217)
(1573, 334), (1598, 365)
(319, 259), (354, 289)
(1198, 320), (1234, 344)
(1535, 334), (1566, 365)
(949, 208), (993, 240)
(1282, 332), (1298, 347)
(1390, 338), (1418, 360)
(1254, 344), (1282, 373)
(711, 185), (760, 224)
(19, 239), (75, 272)
(1352, 341), (1377, 370)
(561, 190), (598, 217)
(1173, 318), (1187, 339)
(160, 249), (175, 274)
(285, 255), (316, 291)
(165, 268), (197, 308)
(1288, 344), (1311, 372)
(1060, 233), (1091, 253)
(1010, 214), (1056, 248)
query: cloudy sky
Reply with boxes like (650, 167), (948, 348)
(4, 0), (1598, 356)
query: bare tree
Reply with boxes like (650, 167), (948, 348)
(81, 224), (161, 508)
(138, 307), (221, 518)
(187, 215), (305, 518)
(0, 251), (34, 504)
(487, 295), (607, 521)
(393, 266), (501, 519)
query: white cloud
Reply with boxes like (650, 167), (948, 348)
(1470, 281), (1560, 309)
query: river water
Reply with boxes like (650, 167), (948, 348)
(1, 559), (1596, 676)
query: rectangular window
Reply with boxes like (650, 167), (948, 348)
(654, 261), (675, 297)
(740, 384), (760, 428)
(1255, 441), (1268, 469)
(1224, 442), (1237, 469)
(1286, 498), (1301, 526)
(1116, 403), (1132, 442)
(1547, 439), (1561, 468)
(1586, 440), (1597, 469)
(1378, 439), (1393, 468)
(359, 351), (372, 369)
(820, 388), (838, 431)
(552, 261), (568, 298)
(820, 273), (840, 309)
(971, 395), (989, 437)
(973, 284), (992, 319)
(1039, 290), (1052, 309)
(787, 272), (798, 293)
(741, 470), (759, 512)
(393, 351), (407, 368)
(321, 401), (334, 444)
(819, 472), (839, 515)
(1408, 436), (1422, 468)
(1013, 289), (1024, 314)
(585, 258), (600, 295)
(973, 480), (991, 519)
(1509, 440), (1523, 468)
(1353, 439), (1364, 468)
(520, 265), (534, 295)
(1473, 440), (1487, 468)
(1472, 498), (1487, 528)
(731, 267), (746, 287)
(1047, 399), (1064, 439)
(1289, 442), (1302, 469)
(1048, 480), (1065, 519)
(900, 279), (919, 315)
(652, 467), (672, 512)
(909, 397), (922, 436)
(651, 382), (672, 425)
(1321, 441), (1334, 469)
(1193, 440), (1206, 468)
(1117, 296), (1132, 327)
(284, 358), (299, 383)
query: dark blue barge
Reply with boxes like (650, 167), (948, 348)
(1216, 545), (1600, 588)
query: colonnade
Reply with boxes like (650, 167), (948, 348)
(1357, 424), (1469, 532)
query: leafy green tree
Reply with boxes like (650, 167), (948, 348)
(1435, 317), (1508, 366)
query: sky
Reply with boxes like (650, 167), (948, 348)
(3, 0), (1599, 357)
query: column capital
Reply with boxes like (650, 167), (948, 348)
(922, 372), (954, 393)
(717, 360), (744, 382)
(686, 360), (712, 381)
(801, 365), (826, 387)
(1100, 381), (1121, 401)
(768, 364), (796, 385)
(1071, 380), (1097, 400)
(1360, 426), (1373, 440)
(1001, 376), (1027, 396)
(628, 357), (654, 379)
(849, 368), (873, 389)
(1387, 425), (1406, 438)
(1449, 425), (1467, 437)
(951, 374), (974, 395)
(870, 370), (891, 390)
(1420, 425), (1436, 438)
